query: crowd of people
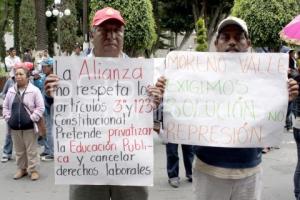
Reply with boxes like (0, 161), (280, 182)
(0, 6), (300, 200)
(0, 43), (86, 178)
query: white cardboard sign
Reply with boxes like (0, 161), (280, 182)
(53, 57), (154, 186)
(163, 51), (289, 147)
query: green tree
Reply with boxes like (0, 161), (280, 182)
(90, 0), (157, 57)
(195, 18), (208, 51)
(190, 0), (234, 44)
(151, 0), (234, 53)
(0, 0), (9, 60)
(58, 0), (79, 54)
(232, 0), (300, 51)
(20, 0), (36, 52)
(156, 0), (194, 50)
(13, 0), (22, 54)
(35, 0), (48, 51)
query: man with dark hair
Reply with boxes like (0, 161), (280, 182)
(191, 16), (298, 200)
(72, 43), (83, 57)
(5, 47), (21, 73)
(23, 48), (33, 62)
(154, 16), (299, 200)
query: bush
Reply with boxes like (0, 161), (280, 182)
(195, 18), (208, 52)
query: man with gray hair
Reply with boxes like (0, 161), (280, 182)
(44, 6), (163, 200)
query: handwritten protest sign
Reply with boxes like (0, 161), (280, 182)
(163, 51), (289, 147)
(53, 57), (154, 186)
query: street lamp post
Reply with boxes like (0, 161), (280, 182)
(45, 0), (71, 56)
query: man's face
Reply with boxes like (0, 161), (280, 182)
(92, 20), (124, 57)
(215, 25), (250, 52)
(75, 47), (81, 54)
(42, 65), (52, 75)
(10, 50), (16, 57)
(289, 51), (295, 59)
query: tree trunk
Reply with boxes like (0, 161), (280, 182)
(207, 6), (223, 45)
(0, 0), (9, 60)
(83, 0), (88, 43)
(177, 31), (193, 50)
(34, 0), (48, 51)
(192, 0), (201, 27)
(14, 0), (22, 55)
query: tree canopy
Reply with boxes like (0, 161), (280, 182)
(20, 0), (36, 52)
(58, 0), (79, 54)
(232, 0), (300, 51)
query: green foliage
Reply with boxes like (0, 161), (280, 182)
(19, 0), (36, 52)
(0, 0), (6, 61)
(90, 0), (157, 57)
(195, 18), (208, 51)
(158, 0), (194, 33)
(0, 64), (8, 77)
(232, 0), (300, 51)
(59, 0), (79, 54)
(13, 0), (22, 54)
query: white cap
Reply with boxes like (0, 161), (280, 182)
(217, 16), (248, 36)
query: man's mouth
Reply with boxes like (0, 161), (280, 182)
(225, 48), (239, 52)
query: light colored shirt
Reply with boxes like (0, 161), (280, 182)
(88, 49), (128, 58)
(72, 51), (84, 57)
(194, 157), (261, 179)
(5, 55), (21, 72)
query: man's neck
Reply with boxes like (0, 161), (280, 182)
(93, 49), (120, 57)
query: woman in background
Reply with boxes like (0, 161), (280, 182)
(3, 63), (44, 181)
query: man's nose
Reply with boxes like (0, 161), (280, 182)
(228, 37), (237, 46)
(107, 31), (116, 39)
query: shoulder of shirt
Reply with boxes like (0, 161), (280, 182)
(87, 49), (128, 58)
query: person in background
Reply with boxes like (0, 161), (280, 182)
(32, 70), (45, 92)
(289, 49), (298, 71)
(3, 62), (44, 180)
(292, 79), (300, 200)
(166, 143), (194, 188)
(23, 48), (33, 63)
(42, 49), (49, 60)
(296, 51), (300, 69)
(290, 50), (300, 200)
(35, 51), (44, 72)
(153, 103), (194, 188)
(5, 48), (21, 74)
(1, 49), (22, 162)
(39, 58), (54, 161)
(0, 71), (15, 163)
(286, 49), (298, 132)
(72, 43), (84, 57)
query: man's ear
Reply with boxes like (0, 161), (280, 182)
(247, 39), (251, 48)
(89, 31), (93, 39)
(214, 40), (218, 48)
